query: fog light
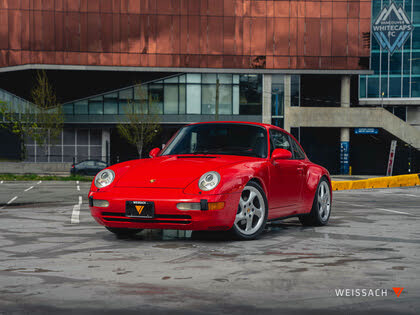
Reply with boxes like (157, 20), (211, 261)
(92, 199), (109, 208)
(208, 202), (225, 210)
(176, 203), (201, 210)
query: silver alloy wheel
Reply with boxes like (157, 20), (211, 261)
(234, 186), (266, 236)
(318, 181), (331, 221)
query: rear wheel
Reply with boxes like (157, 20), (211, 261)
(105, 227), (143, 237)
(299, 177), (331, 226)
(230, 181), (268, 240)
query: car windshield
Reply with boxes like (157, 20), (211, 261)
(161, 123), (268, 158)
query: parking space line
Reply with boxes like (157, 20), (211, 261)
(375, 208), (412, 215)
(24, 186), (34, 192)
(403, 194), (419, 198)
(0, 181), (3, 184)
(7, 196), (17, 204)
(77, 185), (80, 191)
(335, 201), (412, 216)
(37, 181), (42, 184)
(71, 196), (83, 224)
(76, 181), (79, 184)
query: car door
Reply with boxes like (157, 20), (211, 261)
(268, 129), (304, 218)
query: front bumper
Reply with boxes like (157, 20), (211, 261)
(89, 187), (240, 231)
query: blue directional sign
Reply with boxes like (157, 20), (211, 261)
(355, 128), (379, 135)
(372, 1), (414, 54)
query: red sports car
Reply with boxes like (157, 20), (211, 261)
(89, 122), (332, 240)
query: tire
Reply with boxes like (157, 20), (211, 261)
(230, 181), (268, 240)
(299, 177), (331, 226)
(105, 227), (143, 237)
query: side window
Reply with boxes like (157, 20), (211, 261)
(291, 138), (306, 160)
(269, 129), (291, 155)
(96, 161), (106, 167)
(86, 161), (95, 166)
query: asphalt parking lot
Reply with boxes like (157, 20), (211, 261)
(0, 181), (419, 314)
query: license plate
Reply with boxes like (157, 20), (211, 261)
(125, 201), (154, 218)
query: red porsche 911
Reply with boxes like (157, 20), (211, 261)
(89, 122), (332, 240)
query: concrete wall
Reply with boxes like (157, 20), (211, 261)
(407, 107), (420, 130)
(0, 162), (72, 175)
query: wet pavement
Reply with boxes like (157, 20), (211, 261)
(0, 181), (419, 314)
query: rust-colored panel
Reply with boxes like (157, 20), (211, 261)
(7, 0), (18, 9)
(101, 13), (113, 53)
(171, 15), (180, 54)
(235, 16), (243, 55)
(67, 12), (81, 51)
(65, 51), (79, 65)
(208, 55), (223, 68)
(157, 0), (173, 15)
(121, 0), (129, 13)
(43, 51), (56, 64)
(22, 50), (30, 64)
(112, 13), (120, 52)
(296, 54), (305, 68)
(251, 0), (266, 17)
(243, 0), (251, 17)
(64, 0), (80, 11)
(320, 56), (332, 69)
(223, 55), (234, 68)
(120, 13), (129, 52)
(33, 51), (42, 64)
(304, 56), (319, 69)
(333, 1), (348, 19)
(234, 0), (243, 16)
(223, 16), (235, 55)
(171, 0), (180, 15)
(100, 52), (112, 65)
(21, 10), (29, 50)
(88, 52), (100, 65)
(42, 11), (55, 51)
(188, 0), (199, 14)
(306, 1), (320, 18)
(112, 0), (120, 12)
(332, 18), (347, 56)
(188, 15), (200, 54)
(298, 1), (305, 18)
(180, 0), (188, 15)
(54, 11), (64, 51)
(296, 18), (305, 56)
(22, 0), (30, 9)
(148, 15), (157, 54)
(156, 15), (171, 54)
(207, 0), (223, 16)
(87, 13), (101, 52)
(305, 18), (320, 56)
(200, 15), (207, 54)
(0, 10), (8, 49)
(80, 52), (88, 65)
(200, 0), (208, 15)
(289, 17), (297, 56)
(321, 1), (332, 18)
(0, 1), (8, 9)
(127, 53), (140, 66)
(199, 54), (207, 68)
(359, 18), (370, 56)
(274, 18), (289, 56)
(101, 0), (113, 12)
(274, 56), (289, 69)
(34, 11), (43, 50)
(0, 50), (8, 67)
(348, 57), (359, 69)
(348, 18), (358, 56)
(265, 55), (273, 68)
(113, 52), (121, 66)
(266, 0), (274, 18)
(266, 17), (274, 56)
(80, 12), (88, 51)
(332, 56), (347, 69)
(320, 19), (332, 56)
(9, 50), (21, 65)
(159, 54), (172, 67)
(180, 15), (188, 54)
(289, 1), (298, 18)
(348, 2), (360, 19)
(128, 0), (140, 13)
(224, 0), (235, 16)
(43, 0), (54, 10)
(8, 10), (21, 50)
(148, 53), (156, 67)
(172, 54), (180, 67)
(359, 2), (370, 19)
(243, 17), (251, 55)
(129, 14), (140, 53)
(274, 0), (289, 17)
(33, 0), (42, 10)
(55, 51), (64, 64)
(80, 0), (88, 12)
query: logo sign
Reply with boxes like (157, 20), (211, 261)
(386, 140), (397, 176)
(354, 128), (379, 135)
(393, 287), (404, 297)
(372, 1), (414, 54)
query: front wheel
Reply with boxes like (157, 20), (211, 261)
(299, 177), (331, 226)
(230, 181), (268, 240)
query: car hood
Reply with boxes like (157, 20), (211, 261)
(114, 155), (253, 188)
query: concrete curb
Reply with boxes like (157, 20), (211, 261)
(332, 173), (420, 191)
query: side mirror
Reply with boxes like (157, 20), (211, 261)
(149, 147), (161, 158)
(271, 148), (292, 161)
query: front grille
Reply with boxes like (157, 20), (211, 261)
(101, 212), (192, 225)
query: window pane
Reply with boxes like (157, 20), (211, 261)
(218, 74), (232, 84)
(186, 74), (201, 83)
(74, 100), (88, 114)
(233, 85), (239, 114)
(202, 85), (216, 114)
(63, 103), (74, 114)
(164, 84), (178, 114)
(187, 84), (201, 114)
(119, 88), (133, 114)
(219, 85), (232, 114)
(202, 74), (217, 84)
(104, 99), (118, 115)
(149, 84), (164, 114)
(179, 84), (186, 114)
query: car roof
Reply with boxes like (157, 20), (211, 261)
(187, 121), (288, 133)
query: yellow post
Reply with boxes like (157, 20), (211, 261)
(349, 166), (352, 176)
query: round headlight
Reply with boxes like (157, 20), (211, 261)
(198, 171), (220, 191)
(94, 169), (115, 188)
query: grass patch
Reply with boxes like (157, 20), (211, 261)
(0, 174), (94, 182)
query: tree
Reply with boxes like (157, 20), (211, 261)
(0, 70), (63, 160)
(117, 83), (161, 159)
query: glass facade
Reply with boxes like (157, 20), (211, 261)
(0, 88), (37, 114)
(63, 74), (262, 117)
(360, 0), (420, 98)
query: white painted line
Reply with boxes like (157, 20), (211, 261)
(76, 181), (79, 184)
(7, 196), (18, 205)
(71, 196), (83, 224)
(77, 185), (80, 191)
(375, 208), (412, 215)
(403, 194), (419, 198)
(0, 181), (3, 184)
(24, 186), (34, 192)
(37, 181), (42, 184)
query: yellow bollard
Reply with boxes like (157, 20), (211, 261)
(349, 166), (352, 176)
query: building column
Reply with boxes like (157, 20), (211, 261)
(262, 74), (272, 124)
(340, 75), (351, 175)
(102, 128), (110, 164)
(283, 75), (292, 132)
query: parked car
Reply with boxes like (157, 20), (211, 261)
(71, 160), (108, 176)
(89, 122), (332, 240)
